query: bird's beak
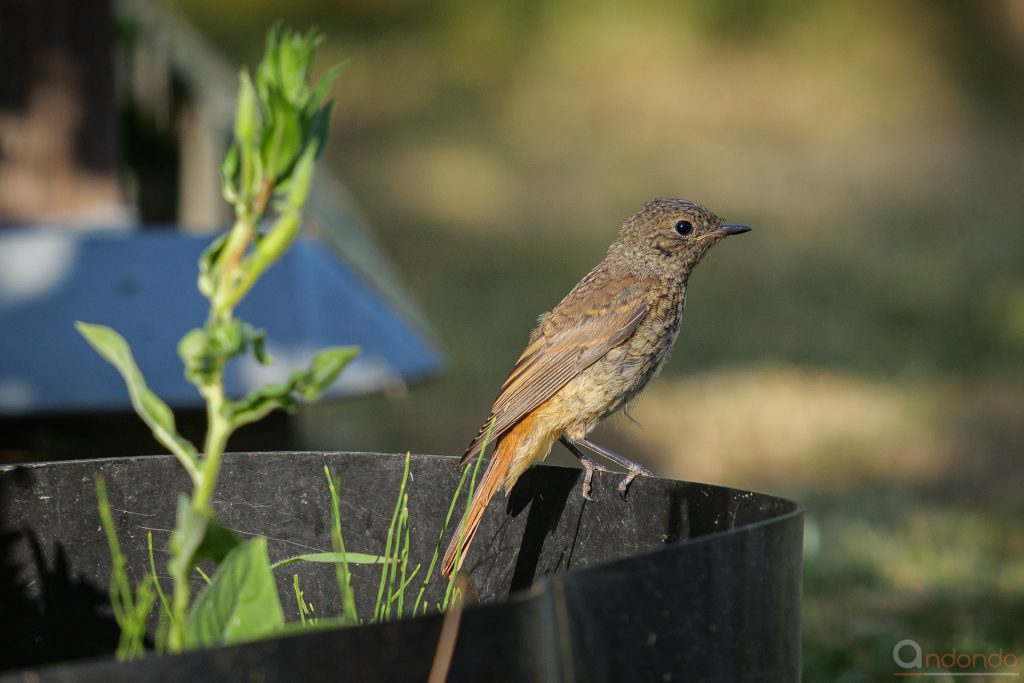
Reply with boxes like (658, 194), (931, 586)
(717, 223), (751, 236)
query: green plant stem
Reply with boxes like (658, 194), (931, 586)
(167, 150), (270, 651)
(219, 210), (301, 316)
(168, 575), (189, 651)
(194, 378), (232, 514)
(211, 180), (274, 324)
(210, 220), (252, 324)
(167, 173), (264, 650)
(168, 374), (232, 652)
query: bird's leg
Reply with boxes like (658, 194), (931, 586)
(577, 439), (653, 496)
(559, 436), (609, 501)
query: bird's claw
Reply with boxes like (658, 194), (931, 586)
(617, 464), (653, 497)
(579, 457), (609, 502)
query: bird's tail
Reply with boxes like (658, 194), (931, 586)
(441, 411), (537, 577)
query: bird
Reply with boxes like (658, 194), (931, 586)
(441, 198), (750, 577)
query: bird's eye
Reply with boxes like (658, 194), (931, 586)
(674, 220), (693, 236)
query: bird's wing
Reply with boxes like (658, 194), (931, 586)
(459, 274), (653, 466)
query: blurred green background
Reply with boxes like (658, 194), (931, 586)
(169, 0), (1024, 679)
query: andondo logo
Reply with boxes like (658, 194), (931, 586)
(893, 639), (1021, 677)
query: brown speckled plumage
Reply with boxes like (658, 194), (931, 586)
(442, 198), (750, 576)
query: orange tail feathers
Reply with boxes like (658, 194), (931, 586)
(441, 412), (537, 577)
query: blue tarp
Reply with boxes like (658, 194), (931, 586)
(0, 229), (444, 415)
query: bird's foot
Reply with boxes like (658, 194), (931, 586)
(579, 456), (611, 501)
(617, 463), (653, 496)
(559, 436), (610, 501)
(576, 438), (653, 498)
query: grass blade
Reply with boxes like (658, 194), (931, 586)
(293, 575), (318, 626)
(374, 452), (411, 622)
(148, 531), (172, 622)
(396, 494), (411, 618)
(271, 551), (389, 570)
(324, 466), (358, 624)
(443, 422), (493, 610)
(413, 421), (493, 617)
(96, 477), (155, 660)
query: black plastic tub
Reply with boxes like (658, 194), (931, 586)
(0, 451), (803, 681)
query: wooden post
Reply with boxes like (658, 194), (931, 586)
(0, 0), (125, 227)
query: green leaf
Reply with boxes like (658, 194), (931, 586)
(178, 327), (216, 385)
(229, 346), (358, 428)
(269, 551), (390, 570)
(260, 89), (303, 182)
(220, 142), (239, 204)
(168, 497), (241, 580)
(196, 517), (241, 565)
(76, 323), (199, 470)
(298, 31), (324, 87)
(179, 322), (270, 386)
(278, 28), (322, 103)
(234, 70), (258, 148)
(306, 60), (349, 119)
(295, 347), (359, 399)
(235, 71), (262, 201)
(252, 212), (300, 272)
(257, 22), (283, 105)
(198, 233), (230, 299)
(277, 31), (302, 96)
(184, 537), (284, 649)
(306, 101), (334, 159)
(284, 143), (317, 211)
(229, 378), (296, 426)
(247, 324), (271, 365)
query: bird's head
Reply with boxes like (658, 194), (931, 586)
(612, 198), (750, 278)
